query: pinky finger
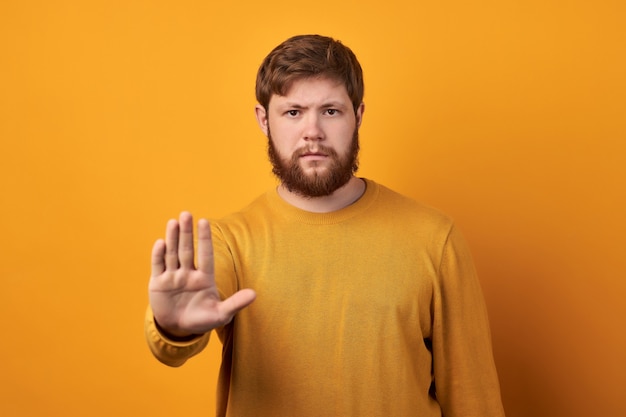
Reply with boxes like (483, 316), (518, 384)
(151, 239), (166, 278)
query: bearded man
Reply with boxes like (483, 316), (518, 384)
(145, 34), (505, 417)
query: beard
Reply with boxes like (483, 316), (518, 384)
(267, 129), (360, 198)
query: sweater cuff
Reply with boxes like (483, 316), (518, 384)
(144, 306), (210, 367)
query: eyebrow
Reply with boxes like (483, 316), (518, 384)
(282, 101), (348, 109)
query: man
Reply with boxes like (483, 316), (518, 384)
(145, 34), (505, 416)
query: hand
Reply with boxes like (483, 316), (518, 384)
(149, 211), (256, 337)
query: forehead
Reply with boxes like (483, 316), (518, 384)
(269, 76), (350, 108)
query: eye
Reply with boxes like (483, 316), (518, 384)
(286, 110), (299, 117)
(325, 109), (339, 116)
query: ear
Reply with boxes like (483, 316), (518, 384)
(255, 104), (269, 136)
(355, 102), (365, 128)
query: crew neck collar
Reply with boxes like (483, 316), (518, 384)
(266, 178), (379, 225)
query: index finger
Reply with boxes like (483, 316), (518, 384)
(196, 219), (214, 275)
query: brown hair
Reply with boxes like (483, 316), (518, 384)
(256, 34), (364, 113)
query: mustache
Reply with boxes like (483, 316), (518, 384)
(294, 145), (339, 158)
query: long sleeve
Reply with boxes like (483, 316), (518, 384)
(143, 181), (505, 416)
(432, 225), (505, 416)
(144, 223), (237, 368)
(144, 306), (210, 367)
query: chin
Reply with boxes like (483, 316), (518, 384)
(302, 166), (330, 176)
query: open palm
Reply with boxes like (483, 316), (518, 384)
(148, 211), (256, 338)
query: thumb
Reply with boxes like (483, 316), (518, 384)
(219, 289), (257, 320)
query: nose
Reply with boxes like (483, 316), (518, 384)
(302, 113), (324, 141)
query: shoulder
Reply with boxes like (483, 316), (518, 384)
(210, 191), (275, 236)
(368, 180), (454, 230)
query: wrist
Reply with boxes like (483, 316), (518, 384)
(153, 317), (201, 342)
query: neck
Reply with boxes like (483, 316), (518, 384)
(277, 176), (366, 213)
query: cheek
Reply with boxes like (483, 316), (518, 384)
(268, 124), (298, 155)
(269, 121), (298, 143)
(334, 123), (357, 144)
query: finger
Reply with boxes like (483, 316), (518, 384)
(178, 211), (195, 269)
(219, 289), (257, 320)
(197, 219), (214, 275)
(164, 218), (180, 271)
(150, 239), (166, 278)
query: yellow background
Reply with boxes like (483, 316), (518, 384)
(1, 1), (624, 416)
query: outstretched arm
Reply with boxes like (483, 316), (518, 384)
(146, 212), (256, 361)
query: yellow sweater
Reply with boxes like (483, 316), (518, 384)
(145, 179), (505, 416)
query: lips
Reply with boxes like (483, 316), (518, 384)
(300, 152), (327, 157)
(297, 146), (331, 158)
